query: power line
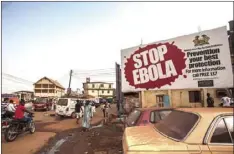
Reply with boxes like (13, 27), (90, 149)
(73, 73), (115, 77)
(73, 68), (115, 72)
(72, 76), (115, 82)
(3, 76), (33, 86)
(73, 69), (115, 74)
(73, 71), (115, 75)
(2, 73), (33, 84)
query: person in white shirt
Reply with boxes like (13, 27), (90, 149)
(91, 101), (96, 113)
(221, 94), (231, 107)
(6, 100), (16, 118)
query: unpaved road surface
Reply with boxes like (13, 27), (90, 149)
(2, 107), (104, 154)
(35, 120), (124, 154)
(2, 105), (123, 154)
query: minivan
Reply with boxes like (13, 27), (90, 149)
(56, 98), (80, 118)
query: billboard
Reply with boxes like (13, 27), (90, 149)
(121, 26), (233, 92)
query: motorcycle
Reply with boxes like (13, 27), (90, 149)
(4, 113), (35, 142)
(1, 112), (14, 133)
(2, 118), (12, 133)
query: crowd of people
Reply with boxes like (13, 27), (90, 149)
(2, 98), (33, 123)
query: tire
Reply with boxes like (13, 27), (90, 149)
(4, 125), (18, 142)
(29, 122), (36, 134)
(71, 112), (76, 119)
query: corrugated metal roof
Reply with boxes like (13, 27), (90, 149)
(34, 77), (65, 89)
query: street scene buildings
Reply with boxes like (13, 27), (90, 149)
(1, 2), (234, 154)
(33, 77), (65, 98)
(83, 78), (115, 98)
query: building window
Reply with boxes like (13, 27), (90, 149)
(42, 84), (48, 88)
(216, 89), (227, 98)
(49, 90), (54, 93)
(92, 84), (95, 88)
(92, 90), (95, 93)
(189, 91), (201, 103)
(35, 90), (41, 93)
(109, 84), (111, 88)
(107, 90), (110, 93)
(42, 90), (48, 93)
(100, 84), (104, 87)
(35, 84), (41, 88)
(49, 84), (55, 88)
(156, 95), (164, 107)
(102, 90), (104, 93)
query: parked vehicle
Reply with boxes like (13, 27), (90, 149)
(33, 97), (52, 111)
(4, 113), (35, 142)
(55, 98), (78, 118)
(122, 108), (233, 154)
(124, 107), (173, 127)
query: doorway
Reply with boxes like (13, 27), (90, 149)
(156, 95), (170, 107)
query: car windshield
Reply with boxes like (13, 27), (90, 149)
(57, 99), (68, 106)
(34, 98), (47, 103)
(154, 110), (199, 141)
(126, 109), (141, 126)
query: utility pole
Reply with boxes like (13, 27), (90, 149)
(228, 20), (234, 98)
(116, 62), (123, 116)
(67, 70), (73, 96)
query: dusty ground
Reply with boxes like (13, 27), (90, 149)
(2, 104), (123, 154)
(1, 107), (104, 154)
(35, 119), (123, 154)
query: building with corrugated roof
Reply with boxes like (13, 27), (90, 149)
(33, 77), (65, 98)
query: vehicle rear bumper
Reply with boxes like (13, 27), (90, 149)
(34, 106), (47, 110)
(56, 112), (71, 117)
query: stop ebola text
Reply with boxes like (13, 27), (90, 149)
(132, 45), (178, 85)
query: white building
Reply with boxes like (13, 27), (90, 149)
(83, 78), (114, 98)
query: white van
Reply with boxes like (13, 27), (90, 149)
(55, 98), (78, 118)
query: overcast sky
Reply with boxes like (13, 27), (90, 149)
(2, 2), (233, 93)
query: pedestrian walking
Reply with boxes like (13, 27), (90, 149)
(75, 100), (83, 124)
(104, 101), (111, 118)
(101, 103), (106, 117)
(82, 101), (92, 131)
(91, 101), (96, 117)
(207, 93), (214, 107)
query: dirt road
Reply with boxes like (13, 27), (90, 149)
(2, 107), (103, 154)
(2, 104), (123, 154)
(35, 119), (123, 154)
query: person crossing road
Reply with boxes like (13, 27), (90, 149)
(75, 100), (83, 124)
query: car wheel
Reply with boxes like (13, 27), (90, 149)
(29, 122), (36, 134)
